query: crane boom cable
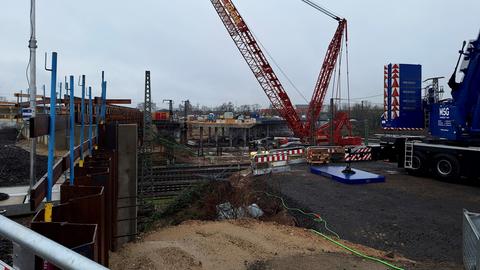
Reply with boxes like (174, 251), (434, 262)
(331, 59), (338, 100)
(210, 0), (359, 144)
(336, 39), (343, 102)
(345, 31), (351, 117)
(299, 0), (341, 21)
(250, 30), (309, 103)
(210, 0), (305, 138)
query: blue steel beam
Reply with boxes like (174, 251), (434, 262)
(46, 52), (57, 202)
(88, 86), (93, 155)
(69, 76), (75, 185)
(79, 75), (86, 163)
(100, 72), (107, 122)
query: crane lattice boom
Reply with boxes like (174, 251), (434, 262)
(305, 19), (346, 137)
(210, 0), (360, 145)
(211, 0), (305, 138)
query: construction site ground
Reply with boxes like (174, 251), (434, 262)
(265, 162), (480, 269)
(110, 160), (480, 270)
(110, 219), (412, 270)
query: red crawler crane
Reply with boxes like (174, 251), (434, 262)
(210, 0), (361, 145)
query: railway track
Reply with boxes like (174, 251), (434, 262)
(140, 163), (250, 197)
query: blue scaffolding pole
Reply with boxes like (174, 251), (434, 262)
(46, 52), (57, 202)
(88, 86), (93, 155)
(79, 75), (85, 166)
(100, 72), (107, 122)
(69, 76), (75, 185)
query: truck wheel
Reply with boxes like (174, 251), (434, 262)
(433, 154), (460, 180)
(407, 153), (426, 176)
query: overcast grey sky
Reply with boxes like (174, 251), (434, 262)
(1, 1), (479, 109)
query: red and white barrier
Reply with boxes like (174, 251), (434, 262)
(255, 154), (289, 163)
(345, 147), (373, 162)
(382, 127), (424, 131)
(271, 147), (306, 165)
(251, 152), (291, 175)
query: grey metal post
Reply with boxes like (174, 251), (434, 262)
(208, 127), (211, 144)
(330, 98), (334, 145)
(215, 127), (219, 156)
(243, 128), (247, 148)
(199, 127), (204, 156)
(163, 99), (173, 121)
(28, 0), (38, 190)
(365, 119), (369, 146)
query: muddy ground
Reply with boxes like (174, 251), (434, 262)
(265, 162), (480, 269)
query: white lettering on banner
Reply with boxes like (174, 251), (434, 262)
(439, 107), (450, 118)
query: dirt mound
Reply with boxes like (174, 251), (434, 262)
(110, 220), (409, 270)
(154, 175), (294, 229)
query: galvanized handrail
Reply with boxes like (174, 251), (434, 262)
(0, 215), (108, 270)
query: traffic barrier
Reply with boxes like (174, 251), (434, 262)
(344, 146), (372, 162)
(254, 154), (288, 163)
(382, 127), (424, 131)
(271, 147), (306, 165)
(306, 146), (343, 165)
(251, 153), (290, 176)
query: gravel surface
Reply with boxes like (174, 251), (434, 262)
(0, 127), (47, 187)
(265, 162), (480, 269)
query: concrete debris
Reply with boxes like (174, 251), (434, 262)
(217, 202), (265, 220)
(247, 203), (264, 218)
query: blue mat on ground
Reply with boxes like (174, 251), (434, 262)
(310, 166), (385, 185)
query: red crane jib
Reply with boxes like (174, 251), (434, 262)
(305, 19), (346, 135)
(211, 0), (360, 145)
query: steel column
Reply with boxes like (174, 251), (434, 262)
(88, 86), (93, 155)
(69, 76), (75, 185)
(46, 52), (57, 202)
(80, 75), (86, 163)
(29, 0), (38, 191)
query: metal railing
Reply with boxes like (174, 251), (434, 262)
(0, 214), (108, 270)
(463, 209), (480, 270)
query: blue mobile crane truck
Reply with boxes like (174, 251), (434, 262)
(379, 30), (480, 180)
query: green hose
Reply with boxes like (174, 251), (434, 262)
(310, 229), (405, 270)
(261, 191), (405, 270)
(263, 192), (340, 238)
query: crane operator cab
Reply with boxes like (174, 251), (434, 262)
(430, 31), (480, 141)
